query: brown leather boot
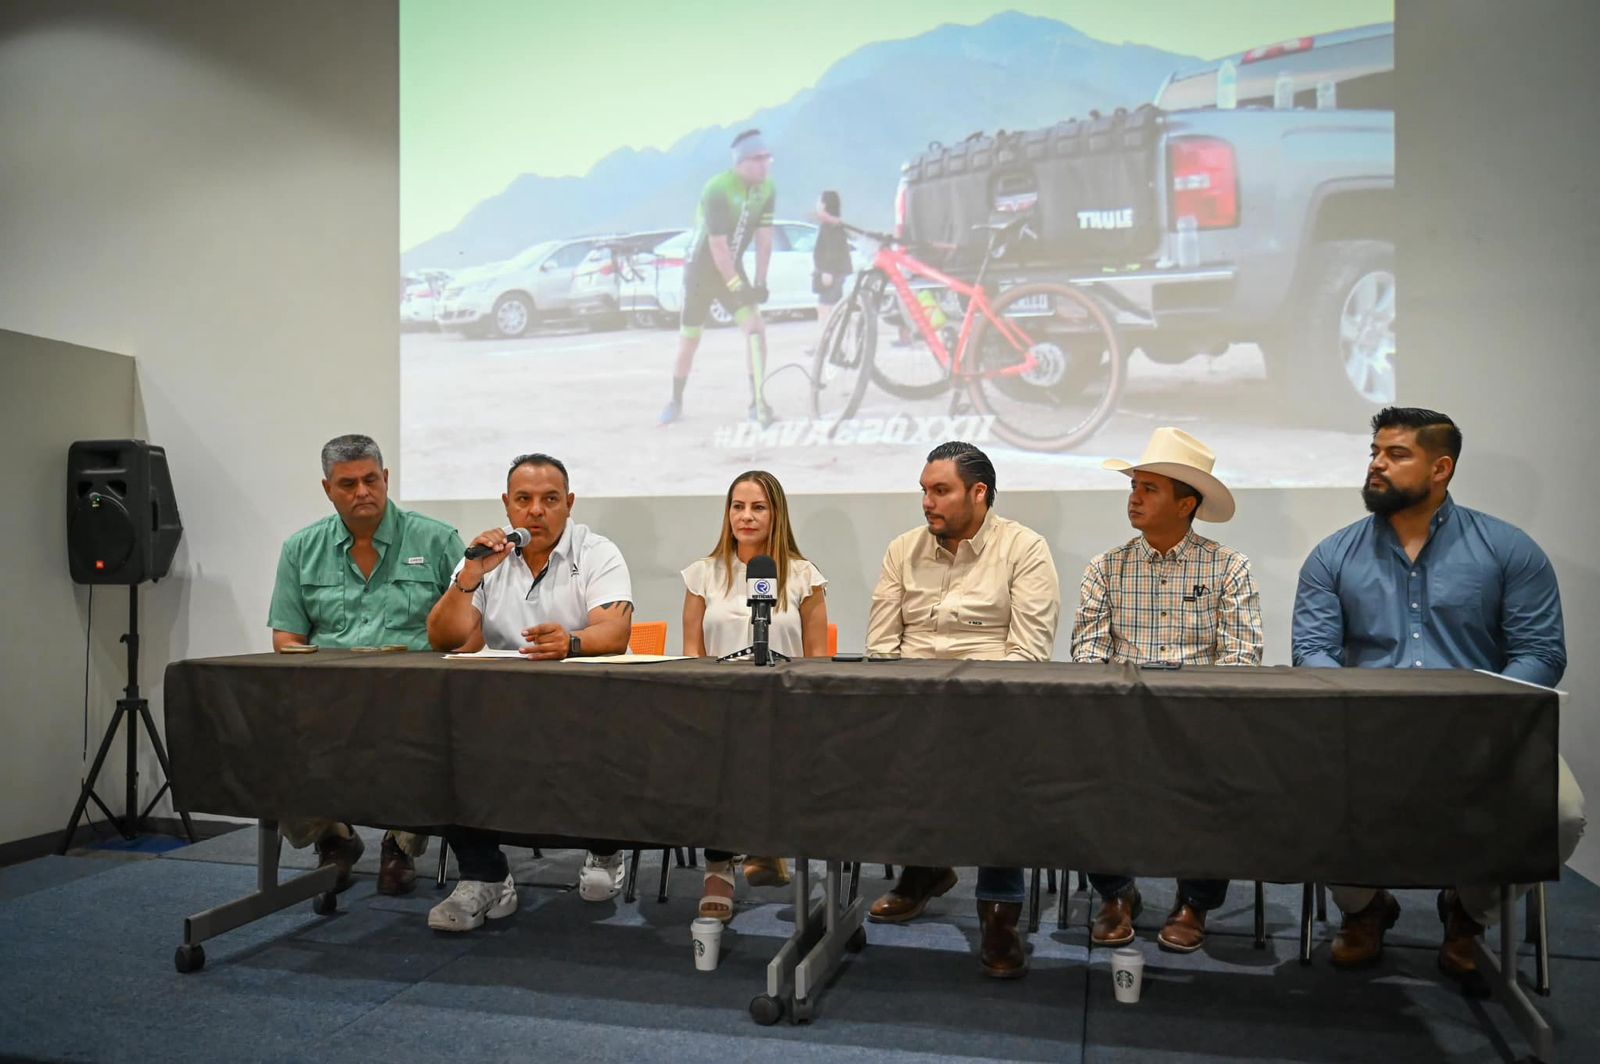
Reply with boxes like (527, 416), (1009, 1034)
(1330, 890), (1400, 968)
(1437, 889), (1489, 996)
(977, 900), (1027, 978)
(868, 866), (958, 924)
(1157, 903), (1207, 953)
(1091, 888), (1142, 947)
(314, 825), (365, 894)
(377, 834), (417, 896)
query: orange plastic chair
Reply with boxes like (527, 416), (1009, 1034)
(827, 623), (839, 657)
(629, 621), (668, 655)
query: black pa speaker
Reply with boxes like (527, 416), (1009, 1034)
(67, 439), (183, 584)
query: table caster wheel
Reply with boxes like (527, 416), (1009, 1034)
(749, 993), (784, 1026)
(312, 891), (338, 915)
(846, 926), (867, 953)
(174, 944), (205, 973)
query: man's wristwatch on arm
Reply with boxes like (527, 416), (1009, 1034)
(568, 634), (583, 658)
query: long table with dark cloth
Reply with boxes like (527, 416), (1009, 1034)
(162, 653), (1561, 1044)
(166, 653), (1557, 883)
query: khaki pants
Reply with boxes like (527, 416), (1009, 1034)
(1331, 756), (1586, 927)
(279, 818), (429, 858)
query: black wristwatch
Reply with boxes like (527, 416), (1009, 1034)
(567, 635), (582, 658)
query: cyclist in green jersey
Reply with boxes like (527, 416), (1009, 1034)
(659, 129), (776, 427)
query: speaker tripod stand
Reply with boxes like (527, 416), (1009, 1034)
(58, 584), (195, 854)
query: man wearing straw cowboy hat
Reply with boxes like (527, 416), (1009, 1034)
(1070, 426), (1264, 954)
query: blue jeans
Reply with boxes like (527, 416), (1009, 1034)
(444, 826), (619, 883)
(975, 866), (1026, 904)
(1090, 873), (1229, 912)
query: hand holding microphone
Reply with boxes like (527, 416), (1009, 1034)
(460, 526), (531, 584)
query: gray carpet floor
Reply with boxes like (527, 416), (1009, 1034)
(0, 826), (1595, 1063)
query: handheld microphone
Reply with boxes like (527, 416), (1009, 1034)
(745, 554), (778, 666)
(464, 527), (531, 560)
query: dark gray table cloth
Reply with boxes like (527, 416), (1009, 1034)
(163, 653), (1559, 885)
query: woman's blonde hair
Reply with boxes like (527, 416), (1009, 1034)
(708, 470), (806, 610)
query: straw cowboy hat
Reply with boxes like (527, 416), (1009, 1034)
(1103, 427), (1236, 522)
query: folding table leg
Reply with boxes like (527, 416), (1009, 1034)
(1532, 882), (1551, 996)
(175, 819), (340, 974)
(1299, 883), (1314, 966)
(1253, 881), (1266, 949)
(1472, 886), (1555, 1062)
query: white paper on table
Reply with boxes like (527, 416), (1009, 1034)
(444, 648), (526, 660)
(564, 654), (691, 664)
(1474, 668), (1567, 709)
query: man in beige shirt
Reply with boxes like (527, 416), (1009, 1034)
(865, 441), (1060, 979)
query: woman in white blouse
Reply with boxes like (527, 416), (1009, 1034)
(682, 469), (829, 921)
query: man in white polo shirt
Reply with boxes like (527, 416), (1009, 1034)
(424, 452), (635, 932)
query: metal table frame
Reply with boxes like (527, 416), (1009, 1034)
(162, 658), (1565, 1052)
(173, 820), (340, 973)
(168, 831), (1561, 1057)
(1476, 885), (1555, 1062)
(750, 858), (866, 1025)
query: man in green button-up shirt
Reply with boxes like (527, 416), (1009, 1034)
(267, 434), (464, 895)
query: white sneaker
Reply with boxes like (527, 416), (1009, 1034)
(427, 874), (518, 931)
(578, 851), (627, 902)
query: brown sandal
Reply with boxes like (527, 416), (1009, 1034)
(742, 856), (791, 888)
(699, 860), (736, 922)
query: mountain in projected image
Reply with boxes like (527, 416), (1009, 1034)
(401, 11), (1199, 271)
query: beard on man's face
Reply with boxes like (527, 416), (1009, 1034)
(1361, 474), (1429, 515)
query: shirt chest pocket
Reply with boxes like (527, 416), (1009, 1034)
(1428, 565), (1489, 623)
(898, 573), (944, 628)
(1181, 595), (1219, 640)
(386, 569), (438, 633)
(298, 570), (347, 635)
(949, 583), (1010, 630)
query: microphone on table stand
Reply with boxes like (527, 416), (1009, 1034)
(746, 554), (778, 666)
(717, 554), (790, 666)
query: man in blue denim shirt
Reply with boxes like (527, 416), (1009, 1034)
(1293, 407), (1585, 986)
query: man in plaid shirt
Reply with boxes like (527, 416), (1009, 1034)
(1070, 427), (1263, 954)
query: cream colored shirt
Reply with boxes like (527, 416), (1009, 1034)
(682, 556), (827, 659)
(866, 510), (1060, 661)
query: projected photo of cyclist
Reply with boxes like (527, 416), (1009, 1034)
(400, 1), (1394, 500)
(659, 130), (777, 430)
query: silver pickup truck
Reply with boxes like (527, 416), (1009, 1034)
(1137, 23), (1394, 422)
(899, 23), (1394, 425)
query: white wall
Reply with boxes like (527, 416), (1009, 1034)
(1399, 0), (1600, 879)
(0, 0), (399, 841)
(0, 0), (1594, 880)
(0, 331), (136, 845)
